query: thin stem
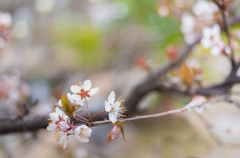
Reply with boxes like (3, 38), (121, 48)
(85, 97), (92, 121)
(73, 117), (90, 125)
(74, 113), (89, 122)
(91, 110), (106, 120)
(92, 98), (222, 126)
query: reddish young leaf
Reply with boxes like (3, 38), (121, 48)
(180, 63), (193, 87)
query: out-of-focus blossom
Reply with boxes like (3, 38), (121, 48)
(105, 91), (125, 123)
(75, 125), (92, 143)
(0, 12), (12, 28)
(201, 24), (230, 56)
(0, 12), (12, 49)
(0, 71), (30, 110)
(201, 24), (221, 48)
(180, 13), (199, 44)
(192, 0), (218, 20)
(35, 0), (55, 14)
(89, 2), (128, 27)
(158, 5), (170, 17)
(71, 80), (99, 100)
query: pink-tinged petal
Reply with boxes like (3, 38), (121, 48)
(109, 112), (117, 123)
(105, 101), (111, 112)
(88, 87), (99, 96)
(47, 122), (57, 131)
(71, 85), (81, 93)
(108, 91), (115, 104)
(83, 80), (92, 91)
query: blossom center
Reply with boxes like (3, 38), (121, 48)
(78, 89), (90, 99)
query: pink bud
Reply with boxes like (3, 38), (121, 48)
(111, 125), (121, 140)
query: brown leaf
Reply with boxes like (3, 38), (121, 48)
(106, 131), (112, 143)
(180, 63), (193, 87)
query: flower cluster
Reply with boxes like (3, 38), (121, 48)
(0, 71), (30, 113)
(47, 80), (125, 149)
(180, 0), (219, 44)
(201, 24), (231, 56)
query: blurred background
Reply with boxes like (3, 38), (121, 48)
(0, 0), (240, 158)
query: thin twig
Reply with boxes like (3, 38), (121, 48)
(91, 98), (222, 126)
(91, 110), (106, 120)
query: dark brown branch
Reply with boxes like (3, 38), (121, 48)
(0, 116), (48, 134)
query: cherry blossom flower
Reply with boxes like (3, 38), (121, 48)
(192, 0), (218, 20)
(47, 107), (70, 132)
(67, 93), (84, 107)
(201, 24), (221, 49)
(201, 24), (230, 56)
(105, 91), (125, 123)
(75, 125), (92, 143)
(0, 12), (12, 28)
(180, 13), (199, 44)
(71, 80), (99, 100)
(55, 130), (69, 149)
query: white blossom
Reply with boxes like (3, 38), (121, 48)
(71, 80), (99, 100)
(201, 24), (221, 48)
(67, 93), (84, 107)
(180, 13), (199, 44)
(105, 91), (125, 123)
(0, 12), (12, 28)
(55, 131), (69, 149)
(192, 0), (218, 20)
(47, 107), (70, 132)
(75, 125), (92, 143)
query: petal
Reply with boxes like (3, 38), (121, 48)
(108, 91), (115, 104)
(83, 80), (92, 91)
(67, 93), (73, 101)
(113, 101), (121, 109)
(71, 94), (82, 101)
(50, 113), (59, 122)
(47, 122), (57, 131)
(58, 99), (62, 106)
(59, 121), (70, 131)
(81, 138), (89, 143)
(56, 107), (65, 117)
(109, 112), (117, 123)
(85, 127), (92, 137)
(71, 85), (81, 93)
(88, 87), (99, 96)
(105, 101), (111, 112)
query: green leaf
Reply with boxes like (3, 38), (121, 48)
(61, 95), (74, 116)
